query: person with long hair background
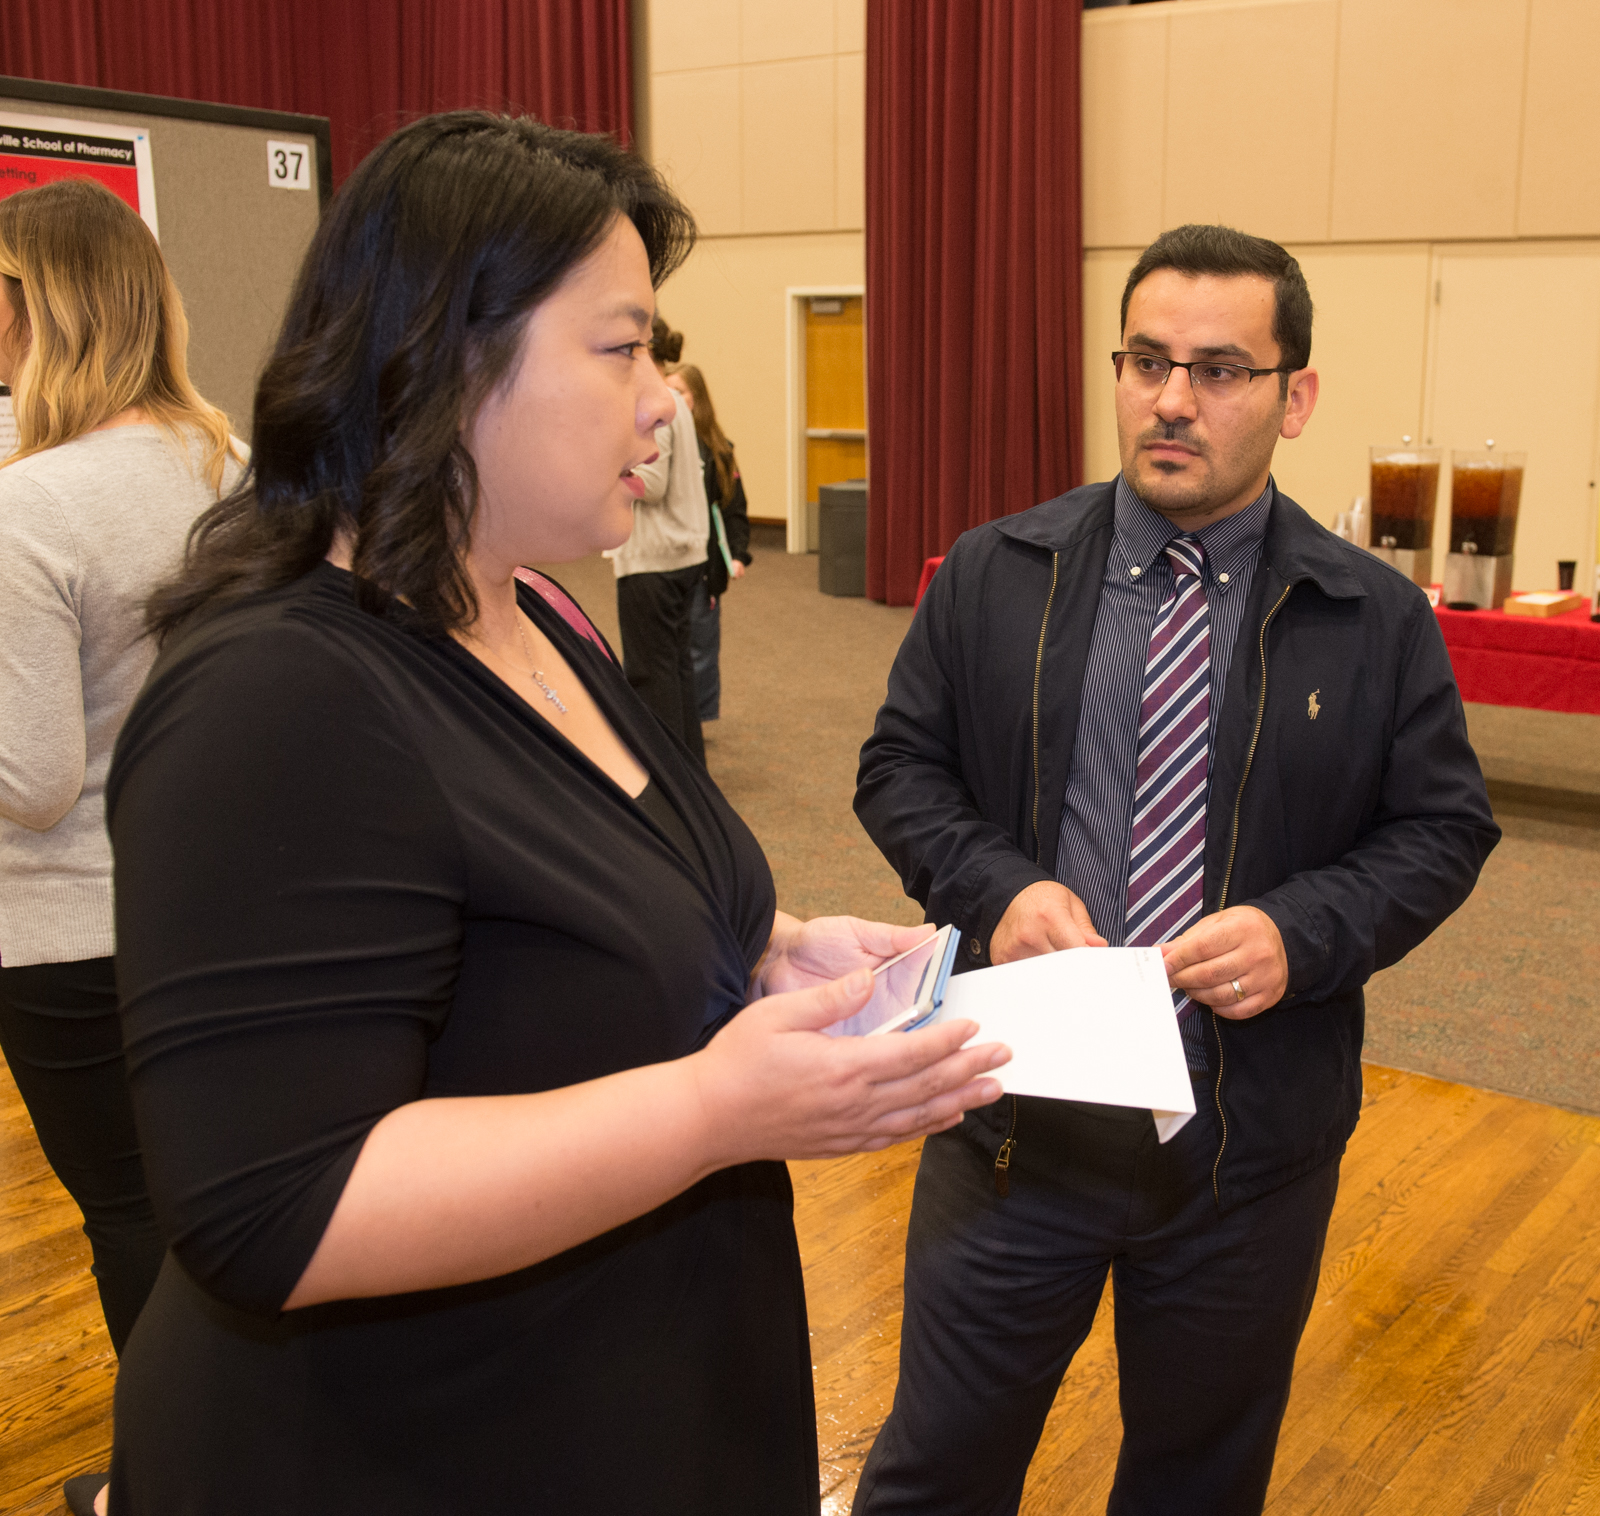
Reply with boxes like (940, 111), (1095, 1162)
(105, 112), (1007, 1514)
(0, 177), (246, 1516)
(665, 362), (752, 723)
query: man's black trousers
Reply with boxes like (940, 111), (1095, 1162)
(616, 564), (705, 764)
(0, 957), (165, 1354)
(854, 1088), (1340, 1516)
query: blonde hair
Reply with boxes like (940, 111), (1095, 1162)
(0, 178), (241, 490)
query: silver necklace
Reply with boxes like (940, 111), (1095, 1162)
(514, 617), (568, 715)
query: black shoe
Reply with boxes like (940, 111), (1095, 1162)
(64, 1472), (109, 1516)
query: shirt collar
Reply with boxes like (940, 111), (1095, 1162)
(1112, 474), (1274, 587)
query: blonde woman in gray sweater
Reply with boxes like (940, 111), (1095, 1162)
(0, 178), (244, 1516)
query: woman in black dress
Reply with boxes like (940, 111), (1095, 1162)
(103, 113), (1006, 1515)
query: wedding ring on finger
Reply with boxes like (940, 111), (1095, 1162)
(1231, 978), (1245, 1003)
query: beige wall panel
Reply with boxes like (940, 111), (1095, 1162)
(1081, 10), (1169, 250)
(649, 0), (740, 73)
(1082, 249), (1140, 486)
(1331, 0), (1528, 242)
(1424, 244), (1600, 595)
(1164, 0), (1336, 245)
(656, 232), (866, 525)
(835, 50), (865, 230)
(651, 66), (743, 235)
(1517, 0), (1600, 238)
(740, 0), (834, 62)
(1269, 244), (1433, 527)
(742, 58), (837, 234)
(835, 0), (866, 52)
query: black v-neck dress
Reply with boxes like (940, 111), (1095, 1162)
(104, 563), (816, 1515)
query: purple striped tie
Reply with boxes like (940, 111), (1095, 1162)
(1125, 535), (1210, 1018)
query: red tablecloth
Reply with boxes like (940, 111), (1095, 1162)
(916, 565), (1600, 712)
(1435, 604), (1600, 714)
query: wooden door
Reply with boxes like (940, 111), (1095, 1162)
(804, 295), (867, 548)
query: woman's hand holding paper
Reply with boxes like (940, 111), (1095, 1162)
(697, 967), (1010, 1161)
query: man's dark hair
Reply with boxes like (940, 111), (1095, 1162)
(1120, 224), (1312, 394)
(148, 110), (695, 642)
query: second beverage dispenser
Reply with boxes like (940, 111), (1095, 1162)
(1443, 441), (1523, 610)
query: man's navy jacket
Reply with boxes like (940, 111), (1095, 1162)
(856, 480), (1500, 1211)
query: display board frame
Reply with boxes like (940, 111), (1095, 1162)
(0, 75), (331, 439)
(0, 76), (331, 204)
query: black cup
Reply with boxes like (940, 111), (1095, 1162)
(1559, 560), (1577, 592)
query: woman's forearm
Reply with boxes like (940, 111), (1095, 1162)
(284, 1057), (723, 1309)
(291, 920), (802, 1309)
(282, 966), (1006, 1311)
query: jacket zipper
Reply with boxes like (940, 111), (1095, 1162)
(1000, 553), (1056, 1200)
(1031, 552), (1061, 864)
(994, 1094), (1019, 1197)
(1209, 579), (1293, 1205)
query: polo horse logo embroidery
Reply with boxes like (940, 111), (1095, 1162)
(1308, 690), (1322, 721)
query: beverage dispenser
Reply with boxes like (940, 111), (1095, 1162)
(1443, 442), (1523, 610)
(1367, 438), (1440, 588)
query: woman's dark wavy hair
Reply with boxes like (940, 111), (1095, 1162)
(148, 111), (696, 642)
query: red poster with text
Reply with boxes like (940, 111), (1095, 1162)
(0, 124), (142, 214)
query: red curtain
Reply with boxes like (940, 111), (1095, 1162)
(0, 0), (632, 188)
(865, 0), (1083, 605)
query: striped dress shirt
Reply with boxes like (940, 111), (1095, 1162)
(1055, 475), (1273, 1072)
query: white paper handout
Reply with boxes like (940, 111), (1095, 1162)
(940, 946), (1196, 1142)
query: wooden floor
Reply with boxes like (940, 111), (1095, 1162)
(0, 1056), (116, 1516)
(3, 1064), (1598, 1515)
(796, 1064), (1600, 1516)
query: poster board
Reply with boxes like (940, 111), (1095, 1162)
(0, 76), (331, 441)
(0, 110), (158, 233)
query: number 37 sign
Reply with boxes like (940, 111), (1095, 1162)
(267, 140), (312, 191)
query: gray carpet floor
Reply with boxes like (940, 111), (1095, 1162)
(540, 527), (1600, 1116)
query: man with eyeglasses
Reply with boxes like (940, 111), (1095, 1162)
(852, 224), (1498, 1515)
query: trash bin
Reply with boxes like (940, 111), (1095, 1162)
(818, 479), (868, 597)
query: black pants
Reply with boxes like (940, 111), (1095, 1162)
(617, 565), (706, 764)
(0, 957), (165, 1354)
(689, 572), (722, 722)
(855, 1092), (1341, 1516)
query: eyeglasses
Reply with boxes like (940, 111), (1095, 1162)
(1112, 351), (1294, 398)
